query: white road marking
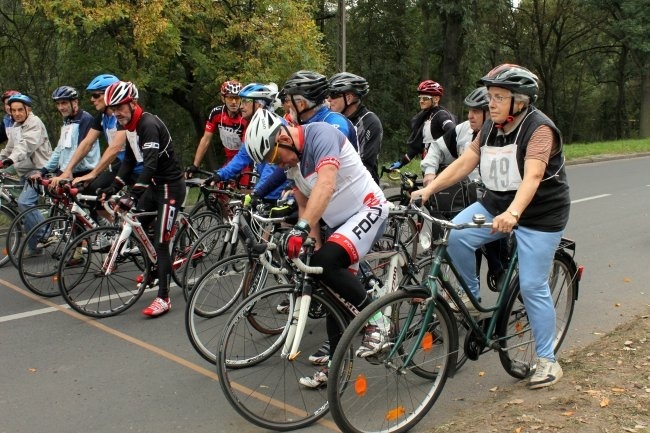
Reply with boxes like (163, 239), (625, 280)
(571, 194), (611, 204)
(0, 305), (69, 323)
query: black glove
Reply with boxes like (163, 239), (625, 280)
(117, 194), (136, 211)
(185, 164), (199, 178)
(1, 158), (13, 168)
(96, 185), (116, 202)
(204, 172), (221, 186)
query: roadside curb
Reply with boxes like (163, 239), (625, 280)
(566, 151), (650, 165)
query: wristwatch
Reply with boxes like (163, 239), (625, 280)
(507, 210), (520, 221)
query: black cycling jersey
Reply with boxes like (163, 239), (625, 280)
(347, 104), (383, 184)
(116, 112), (183, 198)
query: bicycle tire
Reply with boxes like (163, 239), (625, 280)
(180, 223), (242, 300)
(327, 288), (456, 433)
(5, 203), (63, 268)
(497, 250), (577, 379)
(217, 284), (347, 431)
(58, 226), (150, 318)
(17, 215), (86, 297)
(0, 204), (17, 267)
(240, 259), (291, 335)
(414, 255), (470, 372)
(171, 210), (222, 288)
(185, 255), (255, 363)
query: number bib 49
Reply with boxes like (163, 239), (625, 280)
(479, 143), (522, 191)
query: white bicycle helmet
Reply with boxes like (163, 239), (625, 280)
(245, 109), (284, 164)
(240, 82), (278, 107)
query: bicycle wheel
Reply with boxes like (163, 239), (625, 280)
(180, 224), (242, 300)
(171, 210), (222, 288)
(17, 215), (85, 297)
(5, 204), (62, 268)
(58, 226), (150, 318)
(0, 204), (17, 267)
(217, 285), (347, 431)
(327, 288), (456, 433)
(497, 250), (578, 379)
(185, 255), (254, 363)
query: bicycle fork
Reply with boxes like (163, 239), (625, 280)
(282, 277), (314, 361)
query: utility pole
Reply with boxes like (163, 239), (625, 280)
(338, 0), (346, 72)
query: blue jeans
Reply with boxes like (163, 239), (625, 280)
(446, 202), (563, 361)
(17, 176), (46, 251)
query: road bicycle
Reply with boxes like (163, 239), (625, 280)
(56, 190), (220, 317)
(16, 180), (112, 297)
(326, 202), (582, 433)
(215, 206), (435, 430)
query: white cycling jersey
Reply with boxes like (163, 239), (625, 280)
(286, 122), (385, 228)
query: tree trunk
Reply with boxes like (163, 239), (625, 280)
(640, 66), (650, 138)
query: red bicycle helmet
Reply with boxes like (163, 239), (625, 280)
(417, 80), (444, 96)
(104, 81), (138, 107)
(221, 80), (242, 96)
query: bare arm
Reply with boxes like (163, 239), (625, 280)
(193, 131), (213, 167)
(72, 130), (126, 185)
(51, 128), (101, 183)
(411, 149), (479, 203)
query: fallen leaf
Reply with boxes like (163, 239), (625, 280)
(600, 397), (609, 407)
(27, 368), (37, 373)
(624, 340), (633, 346)
(615, 303), (622, 306)
(623, 277), (631, 283)
(479, 371), (485, 377)
(507, 399), (524, 405)
(489, 386), (498, 392)
(515, 428), (523, 433)
(612, 387), (626, 393)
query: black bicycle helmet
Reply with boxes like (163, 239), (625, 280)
(328, 72), (369, 97)
(282, 70), (329, 104)
(52, 86), (79, 101)
(463, 86), (489, 110)
(479, 64), (539, 102)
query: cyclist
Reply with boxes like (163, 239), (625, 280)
(282, 70), (358, 150)
(389, 79), (455, 170)
(209, 82), (289, 202)
(327, 72), (383, 183)
(98, 81), (186, 317)
(37, 86), (100, 183)
(411, 64), (571, 389)
(71, 76), (144, 190)
(0, 90), (20, 149)
(421, 85), (508, 300)
(0, 94), (52, 255)
(245, 109), (389, 389)
(186, 80), (246, 174)
(52, 75), (137, 194)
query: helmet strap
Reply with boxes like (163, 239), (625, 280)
(494, 99), (523, 129)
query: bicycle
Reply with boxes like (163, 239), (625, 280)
(326, 202), (582, 433)
(56, 191), (219, 317)
(214, 206), (435, 430)
(4, 177), (63, 268)
(184, 202), (298, 364)
(16, 180), (112, 297)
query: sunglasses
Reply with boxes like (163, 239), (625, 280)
(90, 93), (104, 100)
(240, 97), (255, 104)
(418, 95), (433, 101)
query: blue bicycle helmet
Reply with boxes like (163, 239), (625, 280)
(7, 94), (33, 107)
(240, 83), (278, 106)
(86, 74), (119, 92)
(52, 86), (79, 101)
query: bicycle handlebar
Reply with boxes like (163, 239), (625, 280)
(258, 241), (323, 275)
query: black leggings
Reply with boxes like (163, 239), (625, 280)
(137, 180), (186, 299)
(311, 242), (373, 359)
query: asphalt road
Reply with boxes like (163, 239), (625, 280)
(1, 156), (648, 433)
